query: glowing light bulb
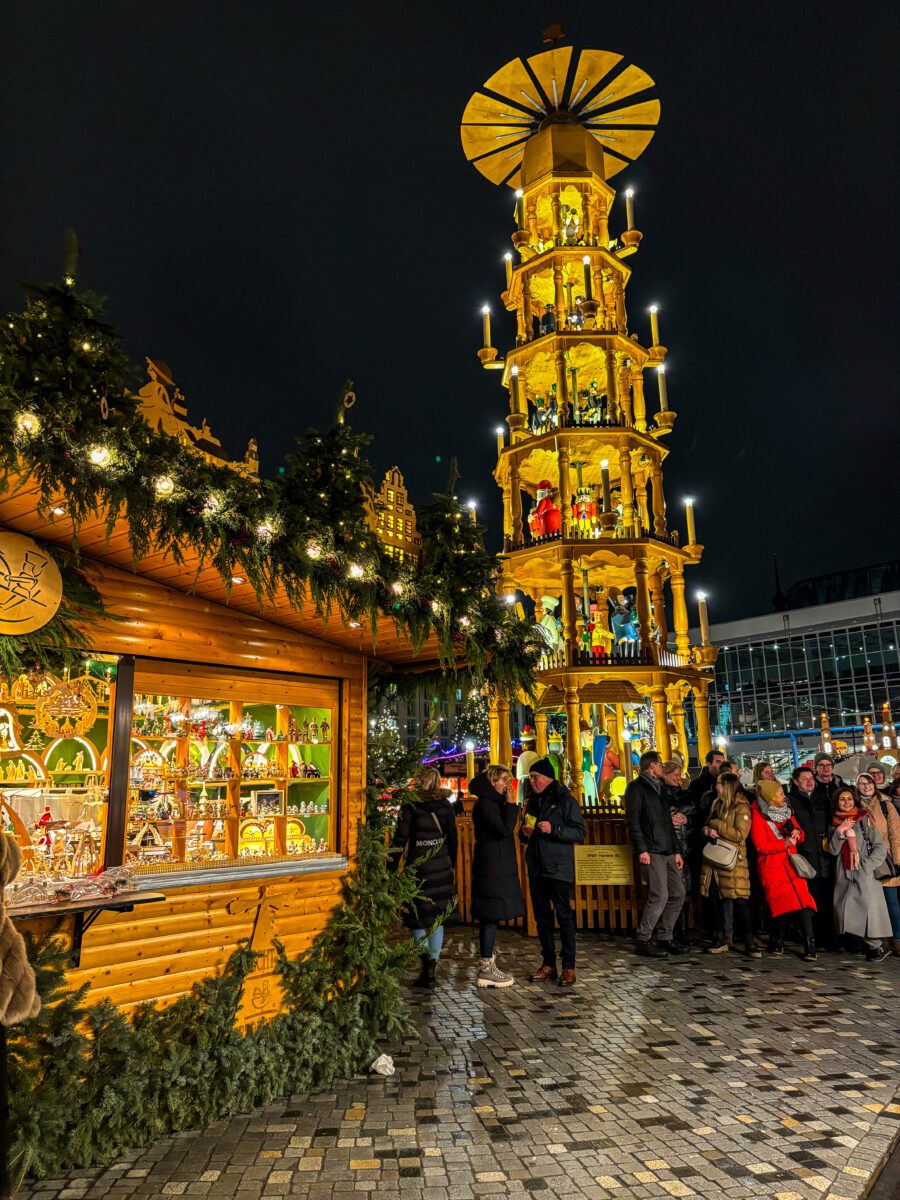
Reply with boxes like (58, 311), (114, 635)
(81, 341), (91, 352)
(256, 520), (274, 540)
(231, 575), (245, 585)
(15, 411), (40, 435)
(306, 542), (322, 559)
(696, 591), (708, 602)
(481, 304), (490, 315)
(88, 445), (110, 466)
(600, 459), (609, 470)
(153, 475), (175, 498)
(391, 581), (404, 595)
(510, 364), (519, 376)
(348, 563), (364, 579)
(464, 740), (475, 752)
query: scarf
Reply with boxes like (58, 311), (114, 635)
(757, 795), (793, 826)
(831, 807), (867, 870)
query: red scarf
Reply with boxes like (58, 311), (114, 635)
(832, 807), (867, 870)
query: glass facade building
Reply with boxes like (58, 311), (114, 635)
(693, 589), (900, 763)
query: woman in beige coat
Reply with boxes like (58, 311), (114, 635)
(857, 772), (900, 955)
(699, 772), (758, 958)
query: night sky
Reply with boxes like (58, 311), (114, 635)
(2, 2), (896, 621)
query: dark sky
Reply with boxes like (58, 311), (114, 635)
(2, 2), (897, 622)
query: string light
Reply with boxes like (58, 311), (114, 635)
(203, 494), (222, 514)
(306, 542), (322, 559)
(231, 575), (245, 585)
(81, 341), (92, 352)
(153, 476), (175, 498)
(348, 563), (364, 580)
(51, 505), (66, 516)
(256, 520), (274, 540)
(15, 411), (40, 435)
(391, 581), (404, 595)
(88, 445), (111, 466)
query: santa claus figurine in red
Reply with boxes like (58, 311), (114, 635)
(532, 479), (562, 537)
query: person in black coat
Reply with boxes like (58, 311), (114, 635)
(519, 758), (585, 986)
(469, 765), (524, 988)
(389, 766), (458, 989)
(625, 750), (687, 958)
(789, 763), (837, 949)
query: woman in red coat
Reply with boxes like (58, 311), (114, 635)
(750, 779), (817, 960)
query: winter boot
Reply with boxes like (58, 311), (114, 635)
(477, 956), (514, 988)
(412, 954), (433, 988)
(801, 939), (817, 962)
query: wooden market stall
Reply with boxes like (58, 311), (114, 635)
(0, 477), (445, 1027)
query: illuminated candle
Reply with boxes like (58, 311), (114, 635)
(625, 188), (635, 230)
(496, 426), (505, 454)
(510, 363), (520, 410)
(697, 591), (710, 646)
(656, 364), (669, 411)
(582, 255), (593, 301)
(481, 304), (491, 347)
(515, 188), (525, 231)
(600, 459), (612, 512)
(649, 305), (660, 346)
(465, 740), (476, 782)
(683, 497), (697, 545)
(504, 252), (513, 288)
(467, 500), (477, 524)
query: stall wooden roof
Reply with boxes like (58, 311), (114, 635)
(0, 473), (447, 670)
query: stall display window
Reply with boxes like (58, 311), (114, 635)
(127, 669), (337, 875)
(0, 668), (113, 881)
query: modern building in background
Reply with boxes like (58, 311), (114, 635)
(691, 563), (900, 769)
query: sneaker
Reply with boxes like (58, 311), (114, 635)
(801, 940), (817, 962)
(634, 941), (669, 958)
(477, 956), (514, 988)
(865, 944), (888, 962)
(743, 942), (763, 959)
(657, 940), (690, 956)
(768, 941), (784, 957)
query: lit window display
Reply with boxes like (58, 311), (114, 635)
(127, 674), (337, 874)
(0, 668), (114, 885)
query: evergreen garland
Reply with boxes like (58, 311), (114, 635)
(0, 276), (541, 698)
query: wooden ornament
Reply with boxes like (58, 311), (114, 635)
(0, 531), (63, 635)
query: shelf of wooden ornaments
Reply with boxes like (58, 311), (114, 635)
(127, 696), (335, 873)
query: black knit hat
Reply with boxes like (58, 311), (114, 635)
(529, 757), (556, 779)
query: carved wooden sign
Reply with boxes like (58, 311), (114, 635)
(0, 532), (63, 634)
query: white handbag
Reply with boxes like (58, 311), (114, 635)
(702, 839), (739, 870)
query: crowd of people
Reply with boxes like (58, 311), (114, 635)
(387, 750), (900, 991)
(627, 749), (900, 963)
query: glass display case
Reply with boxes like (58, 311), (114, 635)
(126, 669), (337, 875)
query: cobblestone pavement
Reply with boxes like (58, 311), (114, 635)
(20, 931), (900, 1200)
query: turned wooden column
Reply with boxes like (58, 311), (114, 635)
(497, 695), (513, 768)
(509, 456), (524, 546)
(694, 691), (713, 761)
(651, 687), (672, 759)
(650, 572), (668, 644)
(618, 448), (636, 536)
(535, 711), (549, 757)
(670, 569), (690, 657)
(565, 685), (582, 798)
(634, 559), (653, 652)
(488, 696), (500, 762)
(631, 367), (647, 432)
(671, 696), (688, 758)
(558, 441), (573, 537)
(560, 555), (578, 666)
(649, 456), (667, 536)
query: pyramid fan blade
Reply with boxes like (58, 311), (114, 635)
(461, 124), (531, 165)
(461, 91), (536, 128)
(569, 49), (624, 110)
(584, 99), (661, 128)
(483, 56), (547, 114)
(525, 46), (574, 110)
(580, 63), (657, 115)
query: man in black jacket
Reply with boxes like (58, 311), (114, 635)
(685, 749), (726, 821)
(790, 763), (838, 949)
(626, 750), (688, 958)
(519, 758), (585, 986)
